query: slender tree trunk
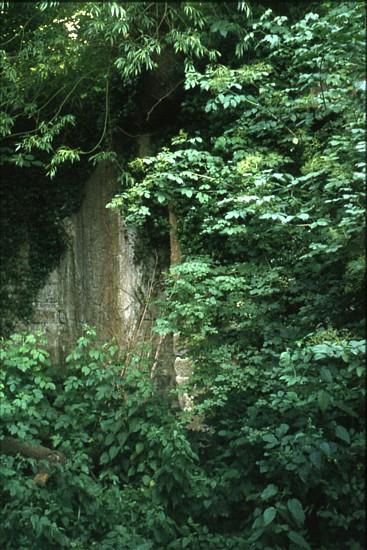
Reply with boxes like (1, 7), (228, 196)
(167, 206), (193, 409)
(168, 206), (181, 265)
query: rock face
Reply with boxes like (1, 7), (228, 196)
(28, 162), (147, 364)
(173, 333), (193, 411)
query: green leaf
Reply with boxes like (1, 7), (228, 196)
(310, 451), (322, 469)
(297, 212), (310, 221)
(287, 498), (305, 525)
(197, 192), (209, 203)
(135, 442), (145, 455)
(100, 451), (109, 465)
(319, 442), (331, 456)
(263, 506), (277, 526)
(317, 390), (331, 412)
(157, 193), (166, 203)
(356, 366), (364, 377)
(261, 484), (278, 500)
(288, 531), (311, 549)
(262, 433), (277, 444)
(109, 445), (119, 460)
(320, 367), (333, 382)
(276, 423), (289, 437)
(142, 475), (151, 486)
(105, 433), (115, 446)
(335, 425), (350, 444)
(118, 432), (128, 446)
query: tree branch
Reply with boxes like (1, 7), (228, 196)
(146, 78), (184, 121)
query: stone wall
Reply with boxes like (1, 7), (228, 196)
(28, 162), (148, 364)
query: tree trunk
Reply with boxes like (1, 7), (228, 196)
(168, 206), (181, 265)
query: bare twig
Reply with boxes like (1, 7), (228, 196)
(117, 126), (158, 139)
(146, 78), (184, 121)
(80, 76), (110, 155)
(156, 2), (168, 38)
(150, 334), (166, 379)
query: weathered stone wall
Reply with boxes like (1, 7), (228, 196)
(28, 162), (147, 364)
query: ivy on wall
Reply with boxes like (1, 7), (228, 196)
(0, 160), (88, 334)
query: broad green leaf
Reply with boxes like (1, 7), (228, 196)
(261, 484), (278, 500)
(287, 498), (305, 525)
(288, 531), (311, 549)
(100, 452), (109, 465)
(335, 425), (350, 444)
(157, 193), (166, 203)
(317, 390), (331, 412)
(142, 475), (151, 486)
(109, 445), (119, 460)
(181, 188), (193, 198)
(118, 432), (128, 446)
(310, 451), (322, 469)
(135, 442), (145, 455)
(262, 433), (277, 444)
(263, 506), (277, 526)
(276, 423), (289, 437)
(320, 367), (333, 382)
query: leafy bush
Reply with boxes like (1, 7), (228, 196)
(0, 328), (199, 548)
(107, 2), (365, 549)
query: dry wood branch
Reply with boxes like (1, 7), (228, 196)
(150, 334), (166, 379)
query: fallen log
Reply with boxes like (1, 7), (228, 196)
(0, 436), (66, 486)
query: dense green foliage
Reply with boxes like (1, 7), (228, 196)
(1, 327), (364, 549)
(109, 5), (366, 545)
(0, 1), (365, 548)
